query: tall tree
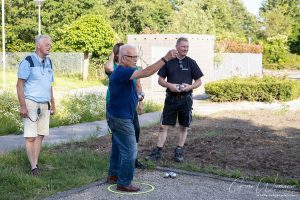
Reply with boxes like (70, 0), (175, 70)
(260, 0), (300, 53)
(62, 15), (116, 79)
(105, 0), (173, 40)
(0, 0), (104, 52)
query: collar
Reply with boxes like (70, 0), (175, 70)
(33, 52), (46, 63)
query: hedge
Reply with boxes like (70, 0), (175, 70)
(205, 76), (300, 102)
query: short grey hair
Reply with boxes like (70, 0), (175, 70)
(176, 37), (188, 45)
(119, 44), (136, 58)
(35, 35), (51, 45)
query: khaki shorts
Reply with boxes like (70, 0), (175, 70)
(23, 99), (50, 138)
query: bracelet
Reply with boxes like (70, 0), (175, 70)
(161, 57), (168, 64)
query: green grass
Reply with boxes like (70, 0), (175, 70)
(0, 142), (108, 200)
(143, 100), (163, 113)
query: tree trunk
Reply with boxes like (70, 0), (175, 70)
(83, 52), (89, 80)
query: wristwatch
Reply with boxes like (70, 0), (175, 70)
(161, 57), (168, 64)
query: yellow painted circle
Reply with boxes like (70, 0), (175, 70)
(107, 182), (155, 195)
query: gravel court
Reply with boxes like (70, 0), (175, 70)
(45, 168), (300, 200)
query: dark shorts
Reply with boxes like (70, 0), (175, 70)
(161, 93), (193, 127)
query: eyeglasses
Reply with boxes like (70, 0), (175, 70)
(123, 55), (139, 59)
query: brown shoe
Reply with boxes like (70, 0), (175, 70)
(107, 175), (118, 184)
(116, 184), (140, 192)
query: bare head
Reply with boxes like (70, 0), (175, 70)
(119, 44), (138, 68)
(35, 35), (51, 58)
(176, 37), (189, 58)
(112, 42), (124, 63)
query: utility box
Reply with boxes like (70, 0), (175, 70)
(127, 34), (215, 93)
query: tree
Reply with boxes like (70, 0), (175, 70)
(105, 0), (173, 40)
(0, 0), (104, 52)
(260, 0), (300, 53)
(63, 15), (116, 80)
(165, 0), (215, 34)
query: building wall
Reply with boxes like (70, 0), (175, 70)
(214, 53), (263, 80)
(127, 34), (215, 92)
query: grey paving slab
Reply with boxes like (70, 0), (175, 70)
(44, 169), (300, 200)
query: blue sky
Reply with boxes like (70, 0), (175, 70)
(241, 0), (263, 15)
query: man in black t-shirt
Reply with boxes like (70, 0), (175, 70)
(146, 37), (204, 162)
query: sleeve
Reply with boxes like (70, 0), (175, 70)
(157, 64), (167, 78)
(191, 60), (204, 80)
(115, 67), (135, 83)
(17, 59), (31, 80)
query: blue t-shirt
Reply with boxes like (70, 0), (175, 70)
(107, 65), (138, 119)
(18, 53), (54, 103)
(106, 63), (139, 103)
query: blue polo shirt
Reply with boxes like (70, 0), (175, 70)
(106, 63), (139, 103)
(107, 65), (138, 119)
(18, 53), (54, 103)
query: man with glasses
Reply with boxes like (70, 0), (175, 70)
(104, 42), (146, 170)
(106, 44), (177, 192)
(146, 37), (203, 162)
(16, 35), (55, 176)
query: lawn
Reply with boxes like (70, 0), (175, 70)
(0, 70), (101, 93)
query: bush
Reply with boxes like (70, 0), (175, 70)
(50, 93), (106, 127)
(263, 53), (300, 70)
(142, 100), (163, 113)
(215, 40), (263, 53)
(205, 76), (300, 102)
(88, 55), (108, 81)
(0, 93), (106, 135)
(263, 35), (288, 66)
(0, 92), (22, 136)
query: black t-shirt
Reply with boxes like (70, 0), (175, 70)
(157, 56), (204, 95)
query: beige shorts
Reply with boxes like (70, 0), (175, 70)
(23, 99), (50, 138)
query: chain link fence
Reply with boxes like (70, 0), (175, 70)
(0, 52), (83, 75)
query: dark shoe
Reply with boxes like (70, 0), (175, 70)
(31, 168), (40, 176)
(107, 175), (118, 184)
(174, 147), (184, 162)
(135, 159), (146, 169)
(145, 147), (162, 161)
(116, 184), (140, 192)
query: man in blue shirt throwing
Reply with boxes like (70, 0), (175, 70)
(16, 35), (55, 176)
(106, 44), (177, 192)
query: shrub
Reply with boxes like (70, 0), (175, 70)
(215, 40), (263, 53)
(0, 92), (22, 135)
(263, 53), (300, 70)
(205, 76), (300, 102)
(263, 35), (288, 67)
(142, 100), (163, 113)
(50, 93), (106, 127)
(0, 92), (106, 135)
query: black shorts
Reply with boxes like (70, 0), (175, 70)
(161, 93), (193, 127)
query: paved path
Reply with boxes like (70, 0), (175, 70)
(44, 168), (299, 200)
(0, 112), (161, 154)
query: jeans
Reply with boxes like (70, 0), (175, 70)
(106, 112), (137, 186)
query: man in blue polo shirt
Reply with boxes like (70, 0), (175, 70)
(16, 35), (55, 176)
(106, 45), (177, 192)
(104, 42), (145, 169)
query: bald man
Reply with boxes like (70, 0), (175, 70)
(106, 45), (177, 192)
